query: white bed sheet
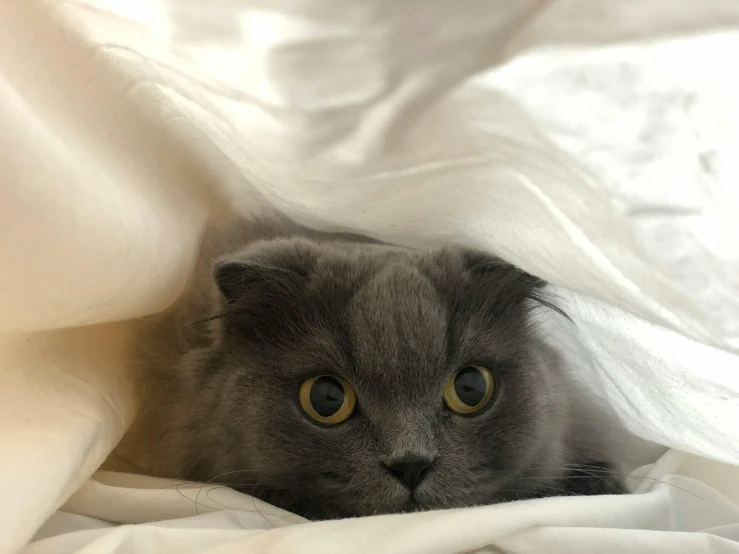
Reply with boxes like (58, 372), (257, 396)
(22, 454), (739, 554)
(1, 0), (739, 552)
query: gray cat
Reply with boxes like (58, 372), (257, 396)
(114, 216), (623, 520)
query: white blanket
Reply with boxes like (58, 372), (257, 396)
(1, 0), (739, 552)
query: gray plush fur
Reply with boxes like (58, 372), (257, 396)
(115, 216), (623, 520)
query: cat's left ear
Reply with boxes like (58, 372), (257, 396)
(461, 249), (566, 318)
(462, 250), (545, 290)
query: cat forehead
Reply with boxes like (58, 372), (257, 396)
(343, 263), (451, 378)
(300, 257), (452, 362)
(219, 237), (541, 376)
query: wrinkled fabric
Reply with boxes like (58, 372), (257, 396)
(24, 454), (739, 554)
(1, 0), (739, 552)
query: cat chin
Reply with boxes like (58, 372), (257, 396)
(272, 493), (436, 520)
(297, 491), (497, 520)
(290, 496), (498, 520)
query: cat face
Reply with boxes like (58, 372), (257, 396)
(180, 238), (580, 519)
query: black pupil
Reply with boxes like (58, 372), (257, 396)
(454, 367), (487, 406)
(310, 377), (345, 417)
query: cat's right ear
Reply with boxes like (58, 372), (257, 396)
(212, 254), (313, 345)
(214, 239), (318, 308)
(214, 260), (260, 304)
(213, 256), (308, 305)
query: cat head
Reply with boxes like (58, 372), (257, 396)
(184, 237), (576, 519)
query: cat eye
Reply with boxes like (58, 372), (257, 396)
(299, 375), (357, 425)
(443, 365), (495, 414)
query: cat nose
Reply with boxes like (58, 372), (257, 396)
(385, 458), (433, 490)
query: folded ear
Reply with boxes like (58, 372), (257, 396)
(214, 260), (293, 305)
(462, 249), (544, 290)
(214, 239), (317, 305)
(214, 261), (258, 304)
(213, 258), (312, 318)
(211, 241), (319, 348)
(461, 249), (567, 319)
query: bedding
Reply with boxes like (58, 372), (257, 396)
(1, 0), (739, 552)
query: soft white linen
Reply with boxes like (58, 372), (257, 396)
(22, 454), (739, 554)
(1, 0), (739, 552)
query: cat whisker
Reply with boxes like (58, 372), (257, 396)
(189, 478), (290, 526)
(173, 481), (214, 515)
(508, 471), (703, 500)
(204, 485), (245, 512)
(518, 482), (579, 496)
(493, 464), (615, 472)
(244, 477), (276, 528)
(513, 474), (624, 481)
(495, 488), (574, 499)
(204, 469), (261, 482)
(575, 469), (703, 500)
(194, 469), (262, 516)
